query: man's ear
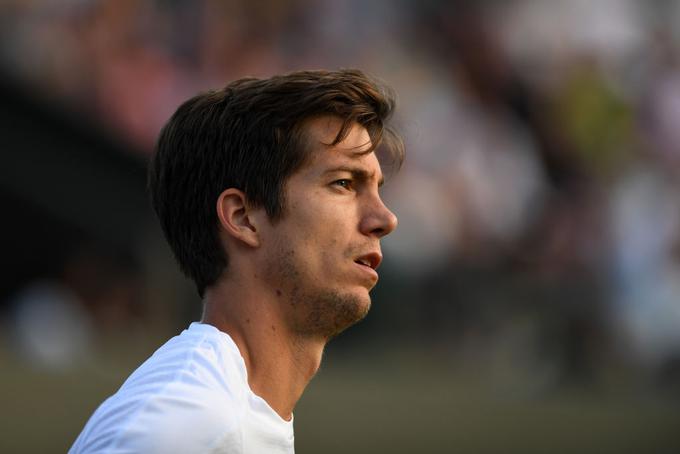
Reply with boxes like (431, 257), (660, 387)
(216, 188), (261, 248)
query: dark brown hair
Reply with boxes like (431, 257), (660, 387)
(149, 69), (403, 297)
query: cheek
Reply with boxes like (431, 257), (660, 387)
(285, 191), (357, 255)
(296, 229), (345, 275)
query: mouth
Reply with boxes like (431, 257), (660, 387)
(354, 252), (382, 271)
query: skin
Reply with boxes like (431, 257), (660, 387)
(202, 116), (398, 421)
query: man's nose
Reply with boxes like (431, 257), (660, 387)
(360, 196), (398, 238)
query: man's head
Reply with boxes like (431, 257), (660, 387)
(149, 69), (403, 300)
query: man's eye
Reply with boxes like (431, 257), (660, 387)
(333, 179), (353, 190)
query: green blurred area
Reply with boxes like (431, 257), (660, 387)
(2, 334), (679, 454)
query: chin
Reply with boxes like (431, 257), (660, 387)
(294, 287), (371, 339)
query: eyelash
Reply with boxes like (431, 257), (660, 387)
(333, 179), (354, 190)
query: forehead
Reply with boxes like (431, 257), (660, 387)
(300, 116), (381, 173)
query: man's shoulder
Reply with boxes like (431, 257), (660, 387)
(101, 384), (243, 453)
(123, 322), (246, 395)
(70, 324), (248, 453)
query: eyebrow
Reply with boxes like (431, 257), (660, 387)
(323, 166), (385, 187)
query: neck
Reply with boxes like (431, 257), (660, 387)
(201, 276), (325, 421)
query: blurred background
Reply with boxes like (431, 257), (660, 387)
(2, 0), (680, 452)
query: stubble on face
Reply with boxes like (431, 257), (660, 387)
(272, 245), (371, 341)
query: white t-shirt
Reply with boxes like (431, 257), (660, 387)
(70, 323), (295, 454)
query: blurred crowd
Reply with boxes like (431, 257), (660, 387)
(1, 0), (679, 390)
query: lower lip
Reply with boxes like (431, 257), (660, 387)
(354, 262), (378, 282)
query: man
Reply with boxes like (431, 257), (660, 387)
(70, 69), (403, 453)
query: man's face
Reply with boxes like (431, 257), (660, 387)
(256, 117), (398, 340)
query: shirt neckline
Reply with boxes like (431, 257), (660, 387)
(188, 322), (295, 429)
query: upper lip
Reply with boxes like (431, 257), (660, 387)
(354, 252), (382, 270)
